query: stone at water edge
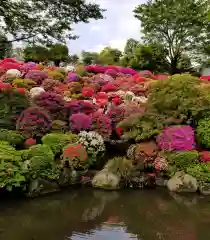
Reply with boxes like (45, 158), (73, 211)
(92, 169), (120, 190)
(167, 171), (198, 193)
(199, 184), (210, 195)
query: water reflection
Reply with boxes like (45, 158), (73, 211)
(1, 189), (210, 240)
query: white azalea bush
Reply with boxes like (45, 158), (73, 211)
(77, 131), (106, 164)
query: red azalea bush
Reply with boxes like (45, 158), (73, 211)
(33, 91), (65, 116)
(69, 113), (92, 132)
(91, 112), (112, 140)
(62, 143), (88, 169)
(200, 151), (210, 162)
(82, 87), (94, 97)
(16, 107), (52, 138)
(25, 70), (48, 85)
(101, 83), (117, 92)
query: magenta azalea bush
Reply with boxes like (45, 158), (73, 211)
(69, 113), (92, 132)
(25, 70), (48, 85)
(156, 125), (195, 151)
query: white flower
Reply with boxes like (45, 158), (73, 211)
(6, 69), (21, 79)
(30, 87), (45, 98)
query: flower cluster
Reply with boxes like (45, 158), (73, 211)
(77, 131), (105, 161)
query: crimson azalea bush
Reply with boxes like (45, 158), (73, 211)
(107, 105), (125, 127)
(156, 125), (195, 151)
(16, 107), (52, 138)
(33, 92), (65, 117)
(69, 113), (92, 132)
(91, 112), (112, 140)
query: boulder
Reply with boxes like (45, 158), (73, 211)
(167, 171), (198, 193)
(199, 184), (210, 195)
(92, 169), (120, 190)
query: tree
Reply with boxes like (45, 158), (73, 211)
(0, 34), (12, 59)
(68, 54), (79, 64)
(134, 0), (208, 74)
(0, 0), (104, 45)
(48, 44), (69, 66)
(23, 45), (50, 62)
(99, 47), (122, 65)
(124, 38), (139, 55)
(81, 51), (100, 65)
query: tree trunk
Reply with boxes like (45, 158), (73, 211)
(170, 57), (179, 75)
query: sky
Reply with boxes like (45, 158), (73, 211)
(68, 0), (146, 54)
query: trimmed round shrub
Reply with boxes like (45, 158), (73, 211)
(26, 144), (54, 172)
(33, 92), (64, 116)
(65, 72), (80, 83)
(186, 163), (210, 184)
(61, 143), (88, 169)
(25, 70), (48, 85)
(42, 133), (78, 154)
(156, 125), (195, 151)
(16, 107), (52, 138)
(12, 78), (36, 90)
(0, 141), (22, 163)
(0, 88), (29, 129)
(107, 105), (125, 127)
(91, 112), (112, 140)
(69, 113), (92, 132)
(0, 129), (25, 146)
(197, 117), (210, 148)
(166, 150), (199, 172)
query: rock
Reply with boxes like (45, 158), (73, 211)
(92, 169), (120, 190)
(27, 178), (59, 197)
(156, 176), (168, 187)
(199, 183), (210, 195)
(129, 172), (156, 189)
(58, 168), (80, 187)
(167, 171), (198, 193)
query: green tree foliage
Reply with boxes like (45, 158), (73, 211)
(48, 44), (69, 66)
(68, 54), (79, 64)
(99, 47), (122, 65)
(0, 33), (12, 59)
(134, 0), (208, 74)
(23, 45), (50, 62)
(23, 43), (69, 65)
(81, 51), (101, 65)
(0, 0), (104, 44)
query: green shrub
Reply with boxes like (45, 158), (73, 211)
(48, 70), (65, 81)
(186, 163), (210, 184)
(197, 117), (210, 148)
(147, 74), (210, 121)
(0, 141), (22, 163)
(0, 161), (28, 191)
(42, 133), (78, 154)
(166, 150), (199, 173)
(0, 89), (29, 129)
(0, 129), (25, 146)
(117, 112), (163, 141)
(12, 78), (36, 90)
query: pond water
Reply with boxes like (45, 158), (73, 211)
(1, 188), (210, 240)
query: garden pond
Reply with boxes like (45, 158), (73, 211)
(1, 188), (210, 240)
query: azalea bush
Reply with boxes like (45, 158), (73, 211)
(69, 113), (92, 132)
(42, 133), (78, 154)
(16, 107), (52, 138)
(61, 143), (88, 169)
(0, 129), (25, 146)
(12, 78), (36, 90)
(77, 131), (105, 164)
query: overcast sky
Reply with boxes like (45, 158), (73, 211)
(68, 0), (146, 54)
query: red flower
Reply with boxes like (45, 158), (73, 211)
(0, 82), (12, 90)
(82, 87), (94, 97)
(200, 151), (210, 162)
(25, 138), (36, 146)
(115, 127), (123, 136)
(16, 88), (26, 94)
(112, 97), (121, 105)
